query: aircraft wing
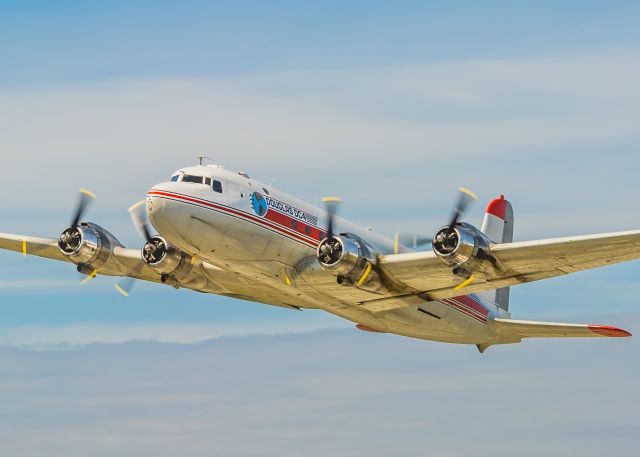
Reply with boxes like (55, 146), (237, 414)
(0, 232), (162, 282)
(379, 230), (640, 300)
(0, 232), (302, 307)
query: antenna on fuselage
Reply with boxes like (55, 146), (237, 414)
(197, 156), (214, 166)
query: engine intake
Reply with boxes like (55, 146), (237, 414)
(317, 235), (386, 292)
(432, 223), (492, 276)
(58, 225), (110, 267)
(318, 236), (363, 277)
(142, 236), (194, 278)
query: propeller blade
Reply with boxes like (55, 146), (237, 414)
(448, 187), (477, 228)
(70, 188), (96, 228)
(79, 268), (98, 285)
(115, 276), (136, 297)
(454, 274), (475, 291)
(128, 200), (153, 242)
(321, 197), (342, 240)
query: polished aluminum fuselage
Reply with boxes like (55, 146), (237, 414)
(146, 165), (501, 344)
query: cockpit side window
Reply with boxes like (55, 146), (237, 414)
(212, 180), (223, 193)
(183, 174), (206, 184)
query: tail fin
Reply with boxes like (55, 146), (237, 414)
(478, 195), (514, 311)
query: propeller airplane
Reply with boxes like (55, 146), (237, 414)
(1, 162), (637, 352)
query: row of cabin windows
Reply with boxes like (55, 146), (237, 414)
(170, 174), (223, 193)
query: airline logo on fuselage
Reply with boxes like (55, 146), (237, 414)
(251, 192), (268, 217)
(251, 192), (318, 225)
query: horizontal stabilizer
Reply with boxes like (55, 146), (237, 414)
(494, 318), (632, 340)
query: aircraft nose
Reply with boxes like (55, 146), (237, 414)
(146, 185), (170, 233)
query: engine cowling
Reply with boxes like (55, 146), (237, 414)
(58, 224), (110, 268)
(317, 235), (386, 292)
(432, 222), (492, 276)
(142, 236), (194, 280)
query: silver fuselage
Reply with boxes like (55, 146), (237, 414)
(147, 165), (502, 344)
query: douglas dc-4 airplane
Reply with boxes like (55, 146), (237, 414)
(0, 161), (637, 352)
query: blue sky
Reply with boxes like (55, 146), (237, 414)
(1, 2), (639, 455)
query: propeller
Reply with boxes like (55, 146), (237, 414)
(59, 189), (97, 256)
(448, 187), (477, 229)
(60, 188), (98, 283)
(445, 187), (478, 289)
(70, 188), (96, 228)
(318, 197), (342, 265)
(322, 196), (342, 240)
(128, 200), (153, 243)
(114, 200), (153, 297)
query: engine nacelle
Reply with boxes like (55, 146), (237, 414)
(432, 222), (492, 276)
(142, 236), (194, 279)
(58, 224), (111, 268)
(317, 235), (386, 292)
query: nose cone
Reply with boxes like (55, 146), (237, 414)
(146, 184), (173, 237)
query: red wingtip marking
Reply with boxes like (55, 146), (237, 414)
(486, 195), (508, 220)
(588, 325), (632, 337)
(356, 324), (385, 333)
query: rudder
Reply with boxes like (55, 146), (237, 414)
(479, 195), (513, 311)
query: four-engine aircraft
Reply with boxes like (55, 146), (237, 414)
(0, 162), (636, 352)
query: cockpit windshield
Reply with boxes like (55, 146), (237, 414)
(182, 174), (212, 185)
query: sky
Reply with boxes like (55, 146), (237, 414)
(0, 1), (639, 454)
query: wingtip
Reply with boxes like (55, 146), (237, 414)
(588, 325), (632, 338)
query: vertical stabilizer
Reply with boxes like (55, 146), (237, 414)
(478, 195), (513, 311)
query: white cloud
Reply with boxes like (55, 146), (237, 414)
(0, 321), (348, 350)
(0, 48), (639, 218)
(0, 325), (637, 457)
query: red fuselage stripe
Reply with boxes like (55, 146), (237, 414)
(148, 191), (319, 247)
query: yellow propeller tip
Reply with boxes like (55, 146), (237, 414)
(321, 196), (342, 203)
(454, 274), (475, 291)
(114, 283), (130, 297)
(79, 188), (97, 199)
(458, 187), (477, 200)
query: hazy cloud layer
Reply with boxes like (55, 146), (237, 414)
(1, 49), (639, 239)
(0, 324), (637, 457)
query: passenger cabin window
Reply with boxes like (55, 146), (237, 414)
(212, 180), (223, 193)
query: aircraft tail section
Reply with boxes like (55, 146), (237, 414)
(478, 195), (514, 311)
